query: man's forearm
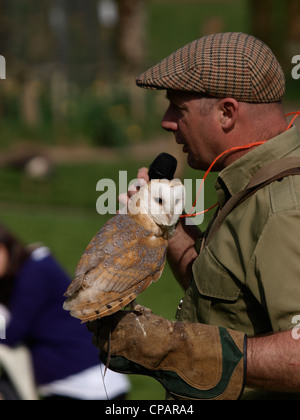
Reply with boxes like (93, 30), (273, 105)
(246, 330), (300, 393)
(167, 219), (202, 290)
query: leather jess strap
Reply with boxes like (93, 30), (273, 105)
(204, 157), (300, 247)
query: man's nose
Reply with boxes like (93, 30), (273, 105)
(161, 109), (178, 132)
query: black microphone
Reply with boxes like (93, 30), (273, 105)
(148, 153), (178, 180)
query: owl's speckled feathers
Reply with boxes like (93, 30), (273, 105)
(63, 179), (185, 323)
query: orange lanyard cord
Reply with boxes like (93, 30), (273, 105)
(180, 111), (300, 219)
(180, 142), (266, 218)
(286, 111), (300, 130)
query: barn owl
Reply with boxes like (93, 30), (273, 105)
(63, 179), (185, 323)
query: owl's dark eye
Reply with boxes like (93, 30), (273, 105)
(155, 197), (164, 205)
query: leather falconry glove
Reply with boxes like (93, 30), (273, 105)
(88, 311), (246, 400)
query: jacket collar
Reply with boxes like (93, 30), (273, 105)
(215, 126), (300, 207)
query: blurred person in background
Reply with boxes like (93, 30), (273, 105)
(0, 224), (130, 400)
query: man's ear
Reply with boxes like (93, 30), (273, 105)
(218, 98), (239, 132)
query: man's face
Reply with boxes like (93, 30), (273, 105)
(161, 90), (219, 170)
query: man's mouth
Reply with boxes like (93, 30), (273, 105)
(175, 138), (188, 153)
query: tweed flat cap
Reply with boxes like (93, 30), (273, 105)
(136, 32), (285, 103)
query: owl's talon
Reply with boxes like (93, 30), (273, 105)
(129, 301), (153, 314)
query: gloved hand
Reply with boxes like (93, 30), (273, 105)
(88, 311), (246, 400)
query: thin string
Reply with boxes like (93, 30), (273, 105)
(100, 362), (109, 400)
(180, 111), (300, 219)
(97, 320), (110, 400)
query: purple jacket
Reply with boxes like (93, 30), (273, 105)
(5, 249), (99, 385)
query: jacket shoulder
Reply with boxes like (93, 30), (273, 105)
(269, 174), (300, 214)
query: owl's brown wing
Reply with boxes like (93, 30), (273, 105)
(64, 213), (168, 322)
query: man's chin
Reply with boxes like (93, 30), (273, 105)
(187, 154), (200, 170)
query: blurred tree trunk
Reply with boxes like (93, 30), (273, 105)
(287, 0), (300, 48)
(117, 0), (146, 75)
(116, 0), (147, 120)
(250, 0), (273, 46)
(21, 80), (41, 127)
(250, 0), (287, 67)
(51, 0), (69, 71)
(0, 0), (10, 54)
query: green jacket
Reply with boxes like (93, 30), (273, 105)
(177, 126), (300, 398)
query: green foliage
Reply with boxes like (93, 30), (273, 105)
(0, 81), (163, 148)
(147, 0), (251, 65)
(64, 86), (136, 147)
(0, 0), (298, 150)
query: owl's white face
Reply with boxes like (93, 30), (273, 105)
(128, 179), (186, 227)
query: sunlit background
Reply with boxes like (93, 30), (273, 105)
(0, 0), (299, 400)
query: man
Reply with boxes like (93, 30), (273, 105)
(91, 32), (300, 399)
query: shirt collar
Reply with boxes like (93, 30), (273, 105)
(215, 126), (300, 207)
